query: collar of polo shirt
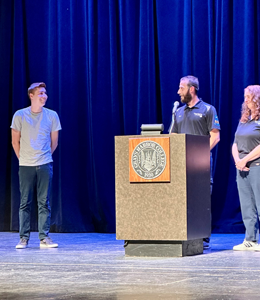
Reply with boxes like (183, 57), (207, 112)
(184, 99), (202, 110)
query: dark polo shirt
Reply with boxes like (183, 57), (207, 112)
(234, 119), (260, 167)
(172, 99), (221, 135)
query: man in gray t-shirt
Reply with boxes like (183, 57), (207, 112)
(11, 82), (61, 249)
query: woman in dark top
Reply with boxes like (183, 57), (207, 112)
(232, 85), (260, 251)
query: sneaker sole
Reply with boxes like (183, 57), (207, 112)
(233, 247), (256, 251)
(203, 246), (211, 250)
(40, 244), (58, 248)
(15, 245), (27, 249)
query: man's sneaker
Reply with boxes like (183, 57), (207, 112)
(40, 237), (58, 248)
(203, 238), (211, 250)
(203, 241), (211, 250)
(233, 240), (258, 251)
(16, 238), (28, 249)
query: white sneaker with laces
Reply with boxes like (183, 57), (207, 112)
(233, 240), (258, 251)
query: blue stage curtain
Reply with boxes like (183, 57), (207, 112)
(1, 0), (260, 233)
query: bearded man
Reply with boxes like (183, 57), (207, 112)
(172, 75), (221, 249)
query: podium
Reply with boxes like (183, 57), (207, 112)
(115, 134), (211, 257)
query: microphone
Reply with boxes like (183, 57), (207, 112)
(168, 101), (180, 133)
(172, 101), (180, 115)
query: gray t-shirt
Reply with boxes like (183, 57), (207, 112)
(11, 106), (62, 166)
(234, 119), (260, 167)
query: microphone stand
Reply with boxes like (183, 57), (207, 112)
(168, 102), (179, 133)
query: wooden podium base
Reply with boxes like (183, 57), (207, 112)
(124, 239), (203, 257)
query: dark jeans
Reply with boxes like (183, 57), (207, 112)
(19, 162), (53, 240)
(237, 166), (260, 242)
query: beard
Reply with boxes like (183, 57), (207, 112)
(181, 89), (192, 104)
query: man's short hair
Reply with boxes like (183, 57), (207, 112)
(28, 82), (46, 97)
(181, 75), (199, 92)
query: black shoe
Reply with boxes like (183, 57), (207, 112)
(203, 238), (211, 250)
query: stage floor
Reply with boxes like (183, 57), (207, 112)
(0, 232), (259, 300)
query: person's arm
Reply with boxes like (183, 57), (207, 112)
(232, 143), (240, 163)
(51, 131), (59, 154)
(235, 144), (260, 170)
(232, 143), (249, 171)
(209, 129), (220, 150)
(11, 129), (21, 159)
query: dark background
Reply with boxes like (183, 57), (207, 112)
(1, 0), (259, 233)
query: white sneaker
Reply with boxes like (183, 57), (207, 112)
(233, 240), (258, 251)
(16, 238), (28, 249)
(40, 237), (58, 248)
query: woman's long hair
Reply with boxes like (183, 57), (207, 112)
(240, 85), (260, 122)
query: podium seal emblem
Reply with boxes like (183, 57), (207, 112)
(131, 141), (166, 179)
